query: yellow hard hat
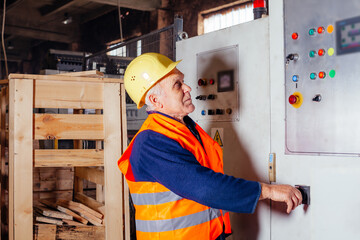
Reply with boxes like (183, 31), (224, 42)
(124, 52), (181, 109)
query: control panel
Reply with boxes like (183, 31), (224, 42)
(285, 0), (360, 155)
(194, 45), (239, 122)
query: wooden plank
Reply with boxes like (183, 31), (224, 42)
(39, 199), (88, 225)
(57, 199), (103, 219)
(0, 88), (7, 239)
(34, 113), (104, 140)
(34, 224), (56, 240)
(34, 80), (104, 109)
(0, 80), (8, 85)
(56, 200), (102, 226)
(121, 83), (131, 240)
(54, 225), (105, 239)
(104, 82), (124, 239)
(58, 70), (104, 78)
(34, 205), (73, 220)
(74, 192), (105, 215)
(75, 167), (104, 185)
(9, 78), (33, 240)
(63, 219), (85, 226)
(35, 216), (63, 225)
(9, 73), (123, 83)
(34, 149), (104, 167)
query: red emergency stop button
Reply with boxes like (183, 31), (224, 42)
(288, 92), (303, 108)
(289, 95), (298, 105)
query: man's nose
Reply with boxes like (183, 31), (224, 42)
(183, 83), (192, 92)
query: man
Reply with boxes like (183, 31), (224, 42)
(118, 53), (302, 240)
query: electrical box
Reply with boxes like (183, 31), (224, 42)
(194, 45), (239, 122)
(284, 0), (360, 155)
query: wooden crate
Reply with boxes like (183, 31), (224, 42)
(4, 71), (130, 240)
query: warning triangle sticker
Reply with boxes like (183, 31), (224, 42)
(213, 130), (223, 147)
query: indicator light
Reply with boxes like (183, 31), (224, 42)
(198, 79), (206, 86)
(292, 75), (299, 82)
(309, 50), (316, 58)
(318, 26), (325, 34)
(310, 73), (317, 80)
(226, 108), (232, 114)
(327, 25), (334, 33)
(292, 32), (298, 40)
(318, 49), (325, 56)
(309, 28), (315, 36)
(201, 110), (206, 116)
(329, 69), (336, 78)
(289, 95), (298, 105)
(319, 71), (326, 79)
(328, 48), (335, 56)
(209, 78), (215, 85)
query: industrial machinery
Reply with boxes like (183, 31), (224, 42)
(177, 0), (360, 239)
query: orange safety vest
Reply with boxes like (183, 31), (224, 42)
(118, 113), (231, 240)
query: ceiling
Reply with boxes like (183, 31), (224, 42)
(1, 0), (161, 63)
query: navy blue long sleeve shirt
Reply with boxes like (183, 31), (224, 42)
(130, 113), (261, 214)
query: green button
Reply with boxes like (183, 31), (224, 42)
(309, 50), (316, 57)
(329, 69), (336, 78)
(310, 73), (317, 80)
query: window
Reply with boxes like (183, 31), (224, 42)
(107, 44), (126, 57)
(199, 1), (254, 34)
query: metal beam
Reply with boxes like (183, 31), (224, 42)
(5, 25), (73, 43)
(88, 0), (161, 11)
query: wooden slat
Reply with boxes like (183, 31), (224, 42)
(75, 167), (104, 185)
(74, 192), (105, 216)
(58, 70), (104, 78)
(104, 82), (124, 239)
(34, 149), (104, 167)
(9, 73), (123, 83)
(34, 113), (104, 140)
(9, 78), (34, 240)
(0, 87), (7, 239)
(34, 224), (105, 239)
(121, 83), (131, 240)
(34, 80), (104, 109)
(34, 224), (56, 240)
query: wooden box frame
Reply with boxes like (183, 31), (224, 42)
(6, 72), (130, 240)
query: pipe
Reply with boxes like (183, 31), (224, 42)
(253, 0), (267, 19)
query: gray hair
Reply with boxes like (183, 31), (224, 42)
(145, 82), (164, 111)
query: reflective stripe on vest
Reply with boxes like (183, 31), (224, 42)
(131, 191), (183, 205)
(136, 208), (222, 232)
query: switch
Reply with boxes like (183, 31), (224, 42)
(207, 94), (216, 100)
(312, 94), (322, 102)
(195, 95), (207, 100)
(295, 185), (310, 205)
(198, 79), (206, 86)
(288, 92), (303, 108)
(286, 53), (299, 61)
(208, 109), (215, 115)
(215, 109), (224, 115)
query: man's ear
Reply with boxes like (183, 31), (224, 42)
(148, 94), (163, 109)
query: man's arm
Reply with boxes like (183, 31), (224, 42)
(259, 183), (303, 213)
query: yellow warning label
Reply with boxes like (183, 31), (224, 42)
(213, 130), (223, 147)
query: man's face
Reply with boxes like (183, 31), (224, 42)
(157, 68), (195, 118)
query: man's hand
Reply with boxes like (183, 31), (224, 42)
(259, 183), (303, 213)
